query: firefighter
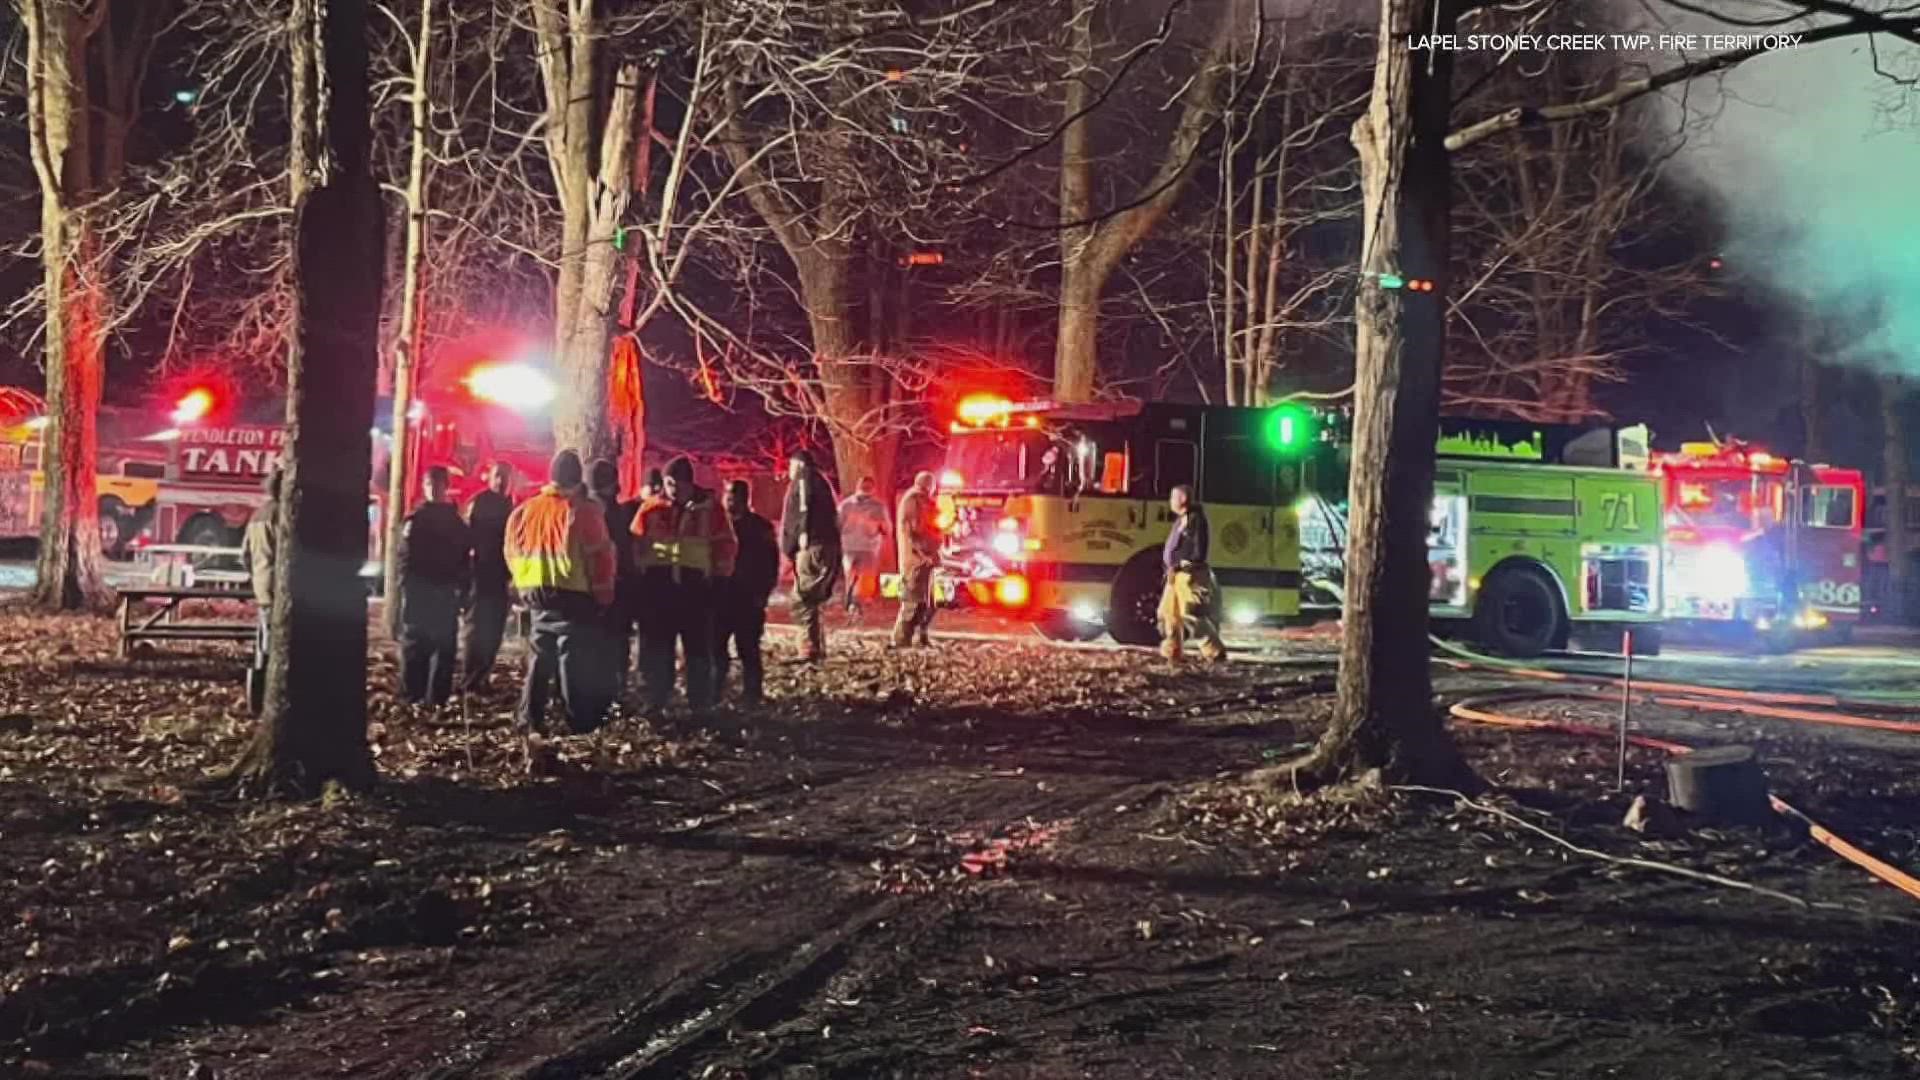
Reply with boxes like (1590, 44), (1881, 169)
(461, 461), (515, 692)
(838, 476), (889, 619)
(589, 458), (640, 691)
(890, 470), (941, 648)
(240, 468), (281, 714)
(781, 450), (842, 662)
(632, 457), (737, 715)
(1159, 483), (1226, 662)
(714, 478), (779, 705)
(398, 466), (473, 706)
(505, 450), (618, 733)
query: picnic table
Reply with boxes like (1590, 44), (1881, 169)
(116, 586), (258, 658)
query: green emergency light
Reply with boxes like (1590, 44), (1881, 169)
(1265, 404), (1314, 455)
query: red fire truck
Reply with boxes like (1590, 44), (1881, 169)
(1652, 440), (1864, 644)
(0, 356), (559, 561)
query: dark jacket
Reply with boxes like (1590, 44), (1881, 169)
(1163, 505), (1210, 572)
(726, 510), (780, 605)
(780, 468), (841, 558)
(466, 489), (512, 590)
(402, 502), (473, 592)
(596, 492), (640, 582)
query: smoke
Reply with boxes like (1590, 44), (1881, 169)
(1646, 7), (1920, 371)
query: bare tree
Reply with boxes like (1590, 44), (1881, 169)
(528, 0), (647, 462)
(1053, 0), (1233, 403)
(1215, 12), (1363, 405)
(710, 0), (1029, 493)
(380, 0), (435, 637)
(235, 0), (385, 793)
(16, 0), (170, 608)
(1445, 56), (1710, 421)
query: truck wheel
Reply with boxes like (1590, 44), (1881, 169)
(1473, 566), (1563, 658)
(179, 513), (234, 550)
(97, 496), (132, 560)
(1106, 552), (1164, 647)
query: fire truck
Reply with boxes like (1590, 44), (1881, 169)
(0, 396), (172, 558)
(933, 396), (1663, 657)
(1652, 440), (1864, 643)
(1301, 416), (1665, 657)
(0, 357), (558, 562)
(933, 395), (1316, 643)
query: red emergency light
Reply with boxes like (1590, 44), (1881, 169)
(955, 394), (1012, 427)
(172, 388), (215, 425)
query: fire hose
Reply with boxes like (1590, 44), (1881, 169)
(1434, 638), (1920, 904)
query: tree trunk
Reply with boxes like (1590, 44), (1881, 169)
(22, 0), (111, 610)
(381, 0), (434, 639)
(31, 213), (110, 610)
(1052, 0), (1231, 403)
(534, 0), (642, 463)
(799, 241), (896, 499)
(1801, 354), (1825, 462)
(235, 0), (384, 795)
(1884, 374), (1910, 623)
(1281, 0), (1471, 790)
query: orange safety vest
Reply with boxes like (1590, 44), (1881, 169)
(631, 491), (737, 580)
(504, 484), (617, 605)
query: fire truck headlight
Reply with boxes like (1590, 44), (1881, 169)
(991, 531), (1022, 558)
(1070, 601), (1102, 625)
(1697, 544), (1749, 601)
(1230, 606), (1260, 628)
(995, 574), (1031, 608)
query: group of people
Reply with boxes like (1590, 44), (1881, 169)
(385, 447), (946, 734)
(241, 452), (1223, 726)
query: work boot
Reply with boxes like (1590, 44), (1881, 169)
(1200, 642), (1227, 663)
(1160, 640), (1183, 662)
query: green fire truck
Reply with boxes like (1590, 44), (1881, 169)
(1300, 417), (1664, 656)
(936, 396), (1663, 656)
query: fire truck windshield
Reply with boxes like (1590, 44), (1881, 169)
(944, 430), (1051, 492)
(1671, 475), (1782, 531)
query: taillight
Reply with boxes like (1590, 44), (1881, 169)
(995, 574), (1030, 608)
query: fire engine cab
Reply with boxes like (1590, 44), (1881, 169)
(1652, 440), (1864, 643)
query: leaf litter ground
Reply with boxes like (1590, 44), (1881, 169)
(1, 611), (1918, 1077)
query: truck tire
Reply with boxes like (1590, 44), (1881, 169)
(179, 513), (235, 550)
(1473, 565), (1563, 658)
(1106, 552), (1164, 647)
(97, 496), (133, 560)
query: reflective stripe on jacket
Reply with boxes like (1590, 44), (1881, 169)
(504, 484), (617, 605)
(631, 489), (738, 579)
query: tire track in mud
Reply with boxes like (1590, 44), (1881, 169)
(479, 672), (1329, 1077)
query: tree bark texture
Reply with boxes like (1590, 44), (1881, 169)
(1288, 0), (1470, 789)
(532, 0), (641, 464)
(20, 0), (162, 609)
(381, 0), (434, 639)
(1052, 0), (1231, 403)
(236, 0), (384, 794)
(799, 230), (897, 501)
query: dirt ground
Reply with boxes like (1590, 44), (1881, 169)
(3, 610), (1919, 1079)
